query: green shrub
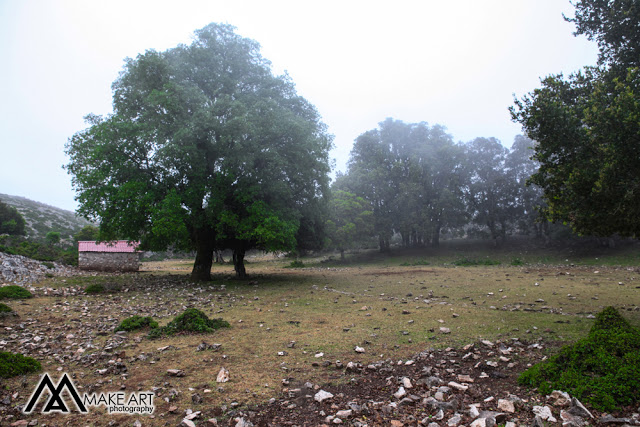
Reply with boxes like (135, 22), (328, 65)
(453, 258), (501, 266)
(0, 303), (14, 317)
(511, 258), (524, 266)
(85, 283), (105, 294)
(148, 308), (230, 339)
(400, 259), (430, 266)
(42, 261), (55, 269)
(0, 352), (41, 378)
(285, 260), (305, 268)
(518, 306), (640, 412)
(0, 285), (33, 300)
(115, 315), (158, 332)
(85, 282), (121, 294)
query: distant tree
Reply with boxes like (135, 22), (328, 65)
(0, 200), (25, 236)
(65, 23), (332, 280)
(325, 190), (373, 260)
(504, 135), (544, 236)
(45, 231), (61, 246)
(511, 1), (640, 237)
(464, 137), (518, 245)
(74, 225), (99, 242)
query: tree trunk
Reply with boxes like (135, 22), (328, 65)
(191, 232), (214, 281)
(233, 247), (247, 278)
(340, 249), (345, 261)
(432, 224), (441, 248)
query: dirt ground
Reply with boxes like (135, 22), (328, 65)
(1, 254), (639, 426)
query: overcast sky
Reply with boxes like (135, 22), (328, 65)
(0, 0), (598, 212)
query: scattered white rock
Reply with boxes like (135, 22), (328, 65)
(314, 390), (334, 402)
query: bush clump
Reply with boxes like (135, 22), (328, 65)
(115, 315), (158, 332)
(85, 282), (121, 294)
(0, 285), (33, 300)
(0, 303), (14, 317)
(0, 352), (42, 378)
(518, 306), (640, 412)
(285, 260), (305, 268)
(148, 308), (229, 339)
(453, 258), (501, 266)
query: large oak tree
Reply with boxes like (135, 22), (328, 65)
(511, 1), (640, 237)
(65, 24), (332, 280)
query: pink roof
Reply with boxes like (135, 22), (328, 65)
(78, 240), (140, 253)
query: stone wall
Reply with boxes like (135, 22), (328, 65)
(78, 252), (141, 272)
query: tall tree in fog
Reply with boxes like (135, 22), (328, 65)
(65, 23), (332, 280)
(505, 135), (544, 236)
(344, 119), (467, 250)
(464, 137), (517, 245)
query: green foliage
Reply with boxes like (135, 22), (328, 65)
(325, 190), (374, 258)
(0, 236), (78, 265)
(285, 260), (305, 268)
(452, 258), (501, 266)
(400, 259), (430, 266)
(512, 1), (640, 237)
(148, 308), (229, 339)
(74, 225), (100, 242)
(65, 23), (332, 280)
(0, 285), (33, 300)
(518, 307), (640, 411)
(0, 199), (26, 236)
(115, 315), (158, 332)
(85, 282), (122, 294)
(0, 303), (14, 315)
(511, 258), (524, 266)
(0, 352), (41, 378)
(45, 231), (61, 246)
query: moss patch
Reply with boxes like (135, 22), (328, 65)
(0, 285), (33, 300)
(115, 315), (158, 332)
(148, 308), (230, 339)
(0, 352), (42, 378)
(518, 306), (640, 411)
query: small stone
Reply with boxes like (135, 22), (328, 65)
(354, 346), (365, 353)
(315, 390), (334, 402)
(457, 374), (474, 383)
(440, 327), (451, 334)
(394, 386), (406, 399)
(402, 377), (412, 388)
(470, 419), (486, 427)
(167, 369), (185, 377)
(549, 390), (571, 407)
(561, 410), (586, 427)
(180, 419), (196, 427)
(533, 405), (557, 423)
(335, 410), (352, 418)
(448, 381), (468, 391)
(216, 367), (230, 383)
(497, 399), (515, 413)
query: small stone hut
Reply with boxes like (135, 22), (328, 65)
(78, 240), (141, 272)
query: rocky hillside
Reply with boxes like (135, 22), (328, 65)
(0, 193), (92, 243)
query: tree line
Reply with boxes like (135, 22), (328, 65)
(325, 119), (544, 256)
(63, 0), (639, 280)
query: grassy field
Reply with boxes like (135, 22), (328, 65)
(2, 240), (639, 425)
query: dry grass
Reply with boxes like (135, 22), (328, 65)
(3, 249), (640, 425)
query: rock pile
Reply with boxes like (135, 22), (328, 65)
(245, 339), (640, 426)
(0, 252), (77, 285)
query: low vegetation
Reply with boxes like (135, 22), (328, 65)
(85, 282), (121, 294)
(0, 302), (14, 316)
(148, 308), (230, 339)
(115, 315), (159, 332)
(518, 306), (640, 411)
(0, 285), (33, 300)
(0, 352), (42, 378)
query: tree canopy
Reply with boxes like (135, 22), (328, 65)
(0, 199), (25, 236)
(511, 1), (640, 237)
(65, 23), (332, 279)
